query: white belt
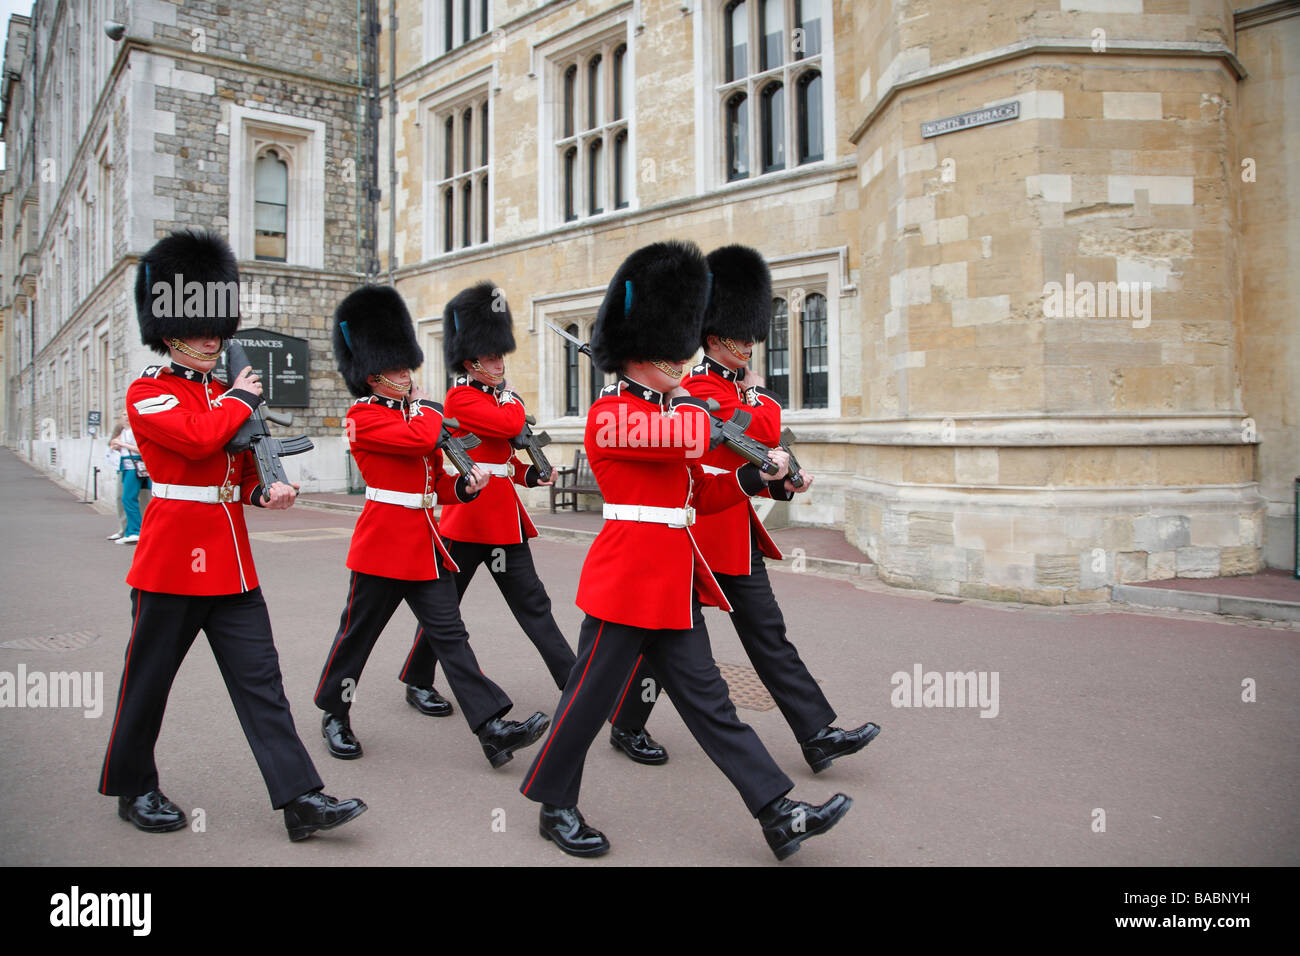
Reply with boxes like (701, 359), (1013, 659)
(366, 486), (437, 509)
(151, 482), (241, 504)
(443, 460), (514, 478)
(603, 503), (696, 528)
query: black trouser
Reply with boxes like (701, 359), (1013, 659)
(99, 587), (323, 809)
(400, 538), (576, 690)
(520, 606), (793, 816)
(315, 569), (512, 733)
(611, 532), (836, 743)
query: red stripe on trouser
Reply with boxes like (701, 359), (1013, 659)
(399, 628), (424, 682)
(522, 621), (604, 796)
(315, 573), (358, 700)
(609, 653), (643, 725)
(101, 594), (144, 792)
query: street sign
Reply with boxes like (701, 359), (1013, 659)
(214, 329), (310, 407)
(87, 410), (102, 427)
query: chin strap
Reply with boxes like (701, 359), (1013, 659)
(376, 372), (412, 394)
(720, 337), (751, 364)
(650, 360), (684, 380)
(470, 360), (505, 384)
(170, 338), (223, 361)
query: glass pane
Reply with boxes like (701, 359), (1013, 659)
(565, 323), (580, 416)
(727, 1), (749, 81)
(761, 83), (784, 172)
(255, 151), (288, 204)
(796, 0), (823, 58)
(564, 66), (576, 137)
(444, 0), (453, 52)
(767, 297), (789, 405)
(761, 0), (783, 70)
(613, 45), (626, 120)
(480, 0), (488, 36)
(588, 54), (603, 130)
(727, 93), (749, 181)
(798, 71), (824, 163)
(444, 187), (453, 251)
(480, 100), (489, 166)
(462, 108), (472, 172)
(444, 117), (454, 179)
(462, 181), (472, 246)
(614, 131), (628, 209)
(462, 0), (470, 44)
(589, 139), (604, 215)
(254, 200), (286, 232)
(564, 147), (577, 221)
(801, 292), (827, 409)
(480, 174), (489, 242)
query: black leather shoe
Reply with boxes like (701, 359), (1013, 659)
(801, 722), (881, 773)
(609, 725), (668, 765)
(117, 790), (187, 833)
(477, 712), (549, 768)
(758, 793), (853, 861)
(321, 712), (363, 760)
(283, 790), (368, 842)
(539, 804), (610, 857)
(405, 684), (453, 717)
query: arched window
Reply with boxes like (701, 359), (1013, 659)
(801, 292), (827, 408)
(254, 148), (288, 262)
(614, 130), (629, 209)
(588, 54), (604, 130)
(462, 108), (473, 172)
(589, 138), (605, 215)
(563, 65), (577, 137)
(760, 82), (784, 173)
(480, 100), (489, 166)
(797, 70), (823, 164)
(726, 92), (749, 181)
(443, 186), (454, 252)
(563, 147), (578, 222)
(725, 1), (748, 82)
(564, 323), (580, 417)
(613, 44), (627, 120)
(760, 0), (783, 70)
(767, 297), (789, 405)
(443, 116), (454, 179)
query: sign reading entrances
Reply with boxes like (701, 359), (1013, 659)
(215, 329), (310, 407)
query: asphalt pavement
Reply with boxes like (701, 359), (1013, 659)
(1, 448), (1296, 867)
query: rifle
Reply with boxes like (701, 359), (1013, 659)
(701, 398), (785, 480)
(510, 414), (554, 482)
(778, 427), (805, 489)
(437, 417), (482, 478)
(223, 339), (314, 501)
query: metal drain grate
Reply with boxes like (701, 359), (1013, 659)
(717, 661), (776, 711)
(0, 631), (100, 653)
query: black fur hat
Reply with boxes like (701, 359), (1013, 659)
(702, 244), (772, 345)
(135, 230), (241, 354)
(443, 281), (517, 373)
(591, 240), (709, 373)
(332, 285), (424, 398)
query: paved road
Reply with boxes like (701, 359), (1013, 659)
(1, 448), (1296, 866)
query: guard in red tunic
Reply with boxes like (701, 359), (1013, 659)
(398, 282), (579, 709)
(98, 230), (366, 841)
(609, 245), (882, 772)
(313, 285), (549, 769)
(519, 240), (852, 861)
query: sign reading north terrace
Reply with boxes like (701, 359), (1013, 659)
(215, 328), (310, 407)
(921, 101), (1019, 138)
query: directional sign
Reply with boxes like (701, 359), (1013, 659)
(87, 410), (102, 428)
(215, 329), (310, 407)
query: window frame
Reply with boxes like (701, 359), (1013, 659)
(420, 71), (493, 259)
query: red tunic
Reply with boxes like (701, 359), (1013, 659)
(344, 395), (475, 581)
(681, 357), (786, 576)
(125, 363), (267, 595)
(436, 377), (538, 545)
(574, 377), (766, 631)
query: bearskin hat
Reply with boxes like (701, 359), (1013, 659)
(442, 281), (517, 374)
(590, 240), (710, 373)
(332, 285), (424, 398)
(701, 244), (772, 346)
(135, 230), (241, 354)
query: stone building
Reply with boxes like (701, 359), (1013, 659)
(1, 0), (374, 498)
(4, 0), (1297, 603)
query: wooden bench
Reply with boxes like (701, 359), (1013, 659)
(550, 449), (602, 513)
